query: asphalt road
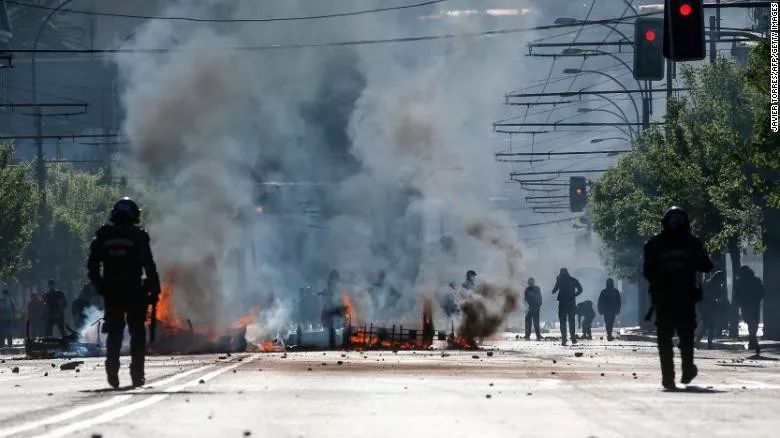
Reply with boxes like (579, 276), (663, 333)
(1, 330), (778, 438)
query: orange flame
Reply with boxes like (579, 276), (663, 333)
(156, 278), (188, 331)
(230, 307), (258, 330)
(342, 294), (355, 323)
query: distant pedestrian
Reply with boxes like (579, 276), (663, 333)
(598, 278), (622, 341)
(524, 278), (543, 340)
(696, 271), (725, 349)
(462, 270), (477, 291)
(576, 300), (595, 340)
(0, 290), (16, 347)
(552, 268), (582, 346)
(26, 291), (45, 338)
(735, 266), (764, 353)
(43, 280), (67, 337)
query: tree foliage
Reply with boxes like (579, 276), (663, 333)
(591, 53), (770, 280)
(18, 166), (121, 291)
(0, 144), (38, 280)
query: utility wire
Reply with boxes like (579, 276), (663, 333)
(6, 0), (449, 23)
(517, 217), (581, 228)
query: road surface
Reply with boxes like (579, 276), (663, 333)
(0, 331), (778, 438)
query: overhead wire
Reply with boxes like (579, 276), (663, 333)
(6, 0), (450, 23)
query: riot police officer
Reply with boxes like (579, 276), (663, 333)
(643, 207), (713, 390)
(87, 197), (160, 388)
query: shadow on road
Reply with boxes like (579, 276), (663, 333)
(663, 385), (726, 394)
(746, 354), (780, 361)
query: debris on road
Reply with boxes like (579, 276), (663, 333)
(575, 352), (584, 357)
(11, 366), (19, 373)
(60, 361), (84, 370)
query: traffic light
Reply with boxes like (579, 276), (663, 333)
(663, 0), (705, 61)
(634, 18), (664, 81)
(569, 177), (587, 213)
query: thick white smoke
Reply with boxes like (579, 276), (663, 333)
(115, 0), (538, 340)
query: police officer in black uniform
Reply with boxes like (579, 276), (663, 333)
(87, 198), (160, 388)
(643, 207), (713, 390)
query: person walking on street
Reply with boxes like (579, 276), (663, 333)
(43, 280), (67, 337)
(696, 271), (724, 349)
(524, 278), (543, 340)
(88, 197), (161, 388)
(598, 278), (622, 341)
(0, 290), (16, 347)
(735, 266), (764, 354)
(552, 268), (582, 346)
(643, 207), (713, 390)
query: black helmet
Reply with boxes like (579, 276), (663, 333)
(662, 206), (689, 233)
(111, 197), (141, 224)
(466, 270), (477, 279)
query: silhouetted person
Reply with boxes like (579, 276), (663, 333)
(524, 278), (543, 340)
(696, 271), (725, 349)
(643, 207), (713, 390)
(598, 278), (622, 341)
(552, 268), (582, 346)
(577, 300), (595, 340)
(319, 269), (344, 347)
(462, 270), (477, 291)
(43, 280), (67, 337)
(88, 197), (160, 388)
(735, 266), (764, 353)
(26, 291), (44, 338)
(0, 290), (16, 347)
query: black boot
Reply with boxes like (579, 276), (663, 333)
(681, 364), (698, 385)
(106, 365), (120, 389)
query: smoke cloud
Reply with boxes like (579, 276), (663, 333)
(115, 0), (538, 341)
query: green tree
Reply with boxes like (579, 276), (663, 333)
(18, 165), (121, 293)
(591, 56), (763, 281)
(0, 144), (38, 280)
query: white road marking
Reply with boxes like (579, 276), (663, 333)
(0, 363), (213, 438)
(0, 395), (132, 438)
(30, 355), (258, 438)
(131, 364), (214, 392)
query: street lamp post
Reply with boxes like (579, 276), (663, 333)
(562, 68), (641, 130)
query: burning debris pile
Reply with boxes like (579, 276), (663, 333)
(24, 322), (103, 359)
(149, 279), (250, 354)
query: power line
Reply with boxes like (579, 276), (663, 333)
(511, 169), (608, 177)
(6, 0), (449, 23)
(5, 13), (669, 55)
(517, 217), (581, 228)
(0, 134), (121, 141)
(497, 150), (630, 157)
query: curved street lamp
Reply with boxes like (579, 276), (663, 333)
(562, 68), (641, 129)
(577, 107), (635, 137)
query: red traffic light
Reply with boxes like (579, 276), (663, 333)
(645, 29), (657, 42)
(679, 3), (693, 16)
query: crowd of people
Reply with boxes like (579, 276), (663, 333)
(521, 270), (623, 345)
(0, 279), (103, 346)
